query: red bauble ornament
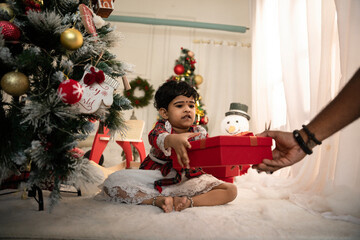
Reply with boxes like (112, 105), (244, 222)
(0, 21), (21, 41)
(200, 116), (209, 125)
(174, 64), (185, 75)
(57, 79), (83, 104)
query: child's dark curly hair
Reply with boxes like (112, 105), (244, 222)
(154, 80), (199, 110)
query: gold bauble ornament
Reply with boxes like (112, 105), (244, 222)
(60, 28), (83, 50)
(194, 75), (203, 85)
(1, 71), (30, 96)
(0, 3), (14, 21)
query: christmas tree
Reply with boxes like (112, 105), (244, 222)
(0, 0), (132, 208)
(169, 48), (208, 128)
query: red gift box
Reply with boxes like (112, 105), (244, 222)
(216, 176), (236, 183)
(172, 135), (272, 168)
(202, 166), (240, 177)
(201, 166), (240, 183)
(171, 136), (272, 180)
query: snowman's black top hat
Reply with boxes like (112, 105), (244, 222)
(225, 102), (250, 120)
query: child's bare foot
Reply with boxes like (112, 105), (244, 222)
(154, 196), (174, 213)
(174, 196), (192, 211)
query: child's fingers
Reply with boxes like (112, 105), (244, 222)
(176, 154), (190, 168)
(183, 156), (190, 169)
(187, 132), (200, 139)
(185, 133), (199, 149)
(183, 160), (190, 169)
(179, 150), (190, 169)
(176, 153), (184, 167)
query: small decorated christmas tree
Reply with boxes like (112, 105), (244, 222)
(0, 0), (132, 208)
(168, 48), (208, 128)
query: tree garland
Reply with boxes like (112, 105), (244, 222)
(124, 77), (155, 108)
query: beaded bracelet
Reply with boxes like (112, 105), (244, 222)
(293, 130), (313, 155)
(302, 125), (322, 145)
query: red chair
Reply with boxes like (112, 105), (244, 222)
(88, 120), (146, 168)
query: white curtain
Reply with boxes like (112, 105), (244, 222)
(192, 42), (252, 137)
(251, 0), (360, 223)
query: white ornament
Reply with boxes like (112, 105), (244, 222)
(76, 65), (119, 113)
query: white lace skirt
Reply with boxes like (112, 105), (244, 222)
(101, 169), (224, 204)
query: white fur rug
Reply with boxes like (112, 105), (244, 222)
(0, 169), (359, 240)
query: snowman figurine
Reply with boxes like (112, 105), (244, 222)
(221, 102), (250, 135)
(221, 102), (251, 175)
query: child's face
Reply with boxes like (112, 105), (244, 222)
(160, 95), (196, 133)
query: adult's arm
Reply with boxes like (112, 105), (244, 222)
(254, 67), (360, 172)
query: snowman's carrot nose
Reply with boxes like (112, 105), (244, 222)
(228, 125), (236, 133)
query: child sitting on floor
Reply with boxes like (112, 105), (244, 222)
(103, 80), (237, 212)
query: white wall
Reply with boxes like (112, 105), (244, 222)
(100, 0), (252, 163)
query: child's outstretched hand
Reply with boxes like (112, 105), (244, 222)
(165, 132), (200, 169)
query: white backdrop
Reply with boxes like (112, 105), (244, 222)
(192, 41), (252, 137)
(105, 0), (252, 153)
(251, 0), (360, 223)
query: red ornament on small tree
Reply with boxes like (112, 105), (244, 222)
(174, 64), (185, 75)
(200, 116), (209, 125)
(57, 79), (83, 104)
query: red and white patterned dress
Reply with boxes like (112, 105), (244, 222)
(102, 119), (224, 204)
